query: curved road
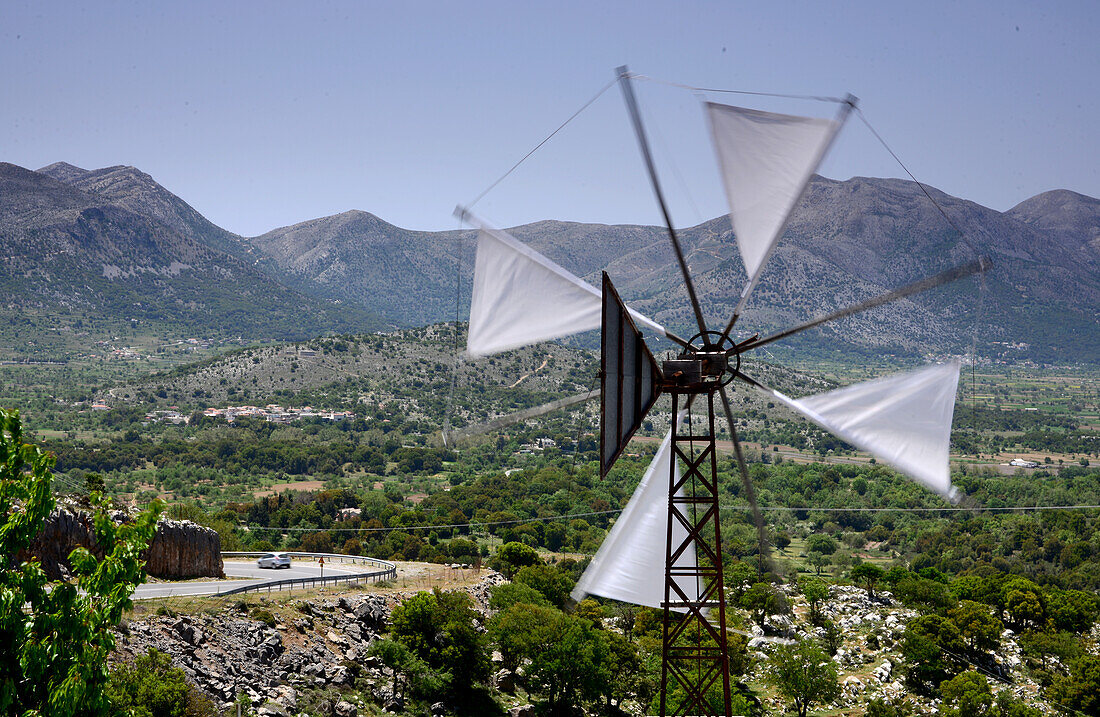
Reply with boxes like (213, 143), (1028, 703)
(133, 559), (359, 600)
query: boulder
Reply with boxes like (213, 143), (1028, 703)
(493, 668), (516, 693)
(354, 597), (388, 629)
(257, 705), (289, 717)
(145, 519), (223, 578)
(335, 700), (358, 717)
(272, 685), (297, 710)
(330, 665), (352, 685)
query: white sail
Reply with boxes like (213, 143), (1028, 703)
(571, 427), (699, 611)
(706, 102), (845, 310)
(457, 208), (666, 357)
(760, 363), (962, 501)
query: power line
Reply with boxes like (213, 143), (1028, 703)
(242, 508), (622, 532)
(734, 504), (1100, 513)
(237, 502), (1100, 533)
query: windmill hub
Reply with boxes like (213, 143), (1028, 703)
(661, 331), (740, 393)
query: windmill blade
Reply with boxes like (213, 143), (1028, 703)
(445, 390), (598, 441)
(618, 66), (709, 339)
(601, 273), (662, 477)
(744, 364), (964, 502)
(707, 98), (855, 334)
(455, 207), (679, 357)
(732, 257), (988, 353)
(572, 424), (700, 611)
(718, 386), (772, 573)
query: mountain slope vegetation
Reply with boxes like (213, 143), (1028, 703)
(0, 163), (377, 357)
(9, 160), (1099, 363)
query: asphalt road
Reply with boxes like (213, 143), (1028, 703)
(133, 559), (360, 600)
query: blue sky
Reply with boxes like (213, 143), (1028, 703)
(3, 1), (1097, 236)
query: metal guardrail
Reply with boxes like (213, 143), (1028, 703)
(221, 551), (393, 569)
(213, 551), (397, 597)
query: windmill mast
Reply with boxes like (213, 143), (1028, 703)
(457, 64), (987, 717)
(615, 65), (734, 717)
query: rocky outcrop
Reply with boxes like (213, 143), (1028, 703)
(116, 593), (391, 709)
(19, 508), (222, 579)
(20, 508), (99, 580)
(145, 519), (222, 578)
(114, 573), (504, 712)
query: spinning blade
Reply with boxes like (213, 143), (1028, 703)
(738, 363), (963, 501)
(573, 424), (700, 610)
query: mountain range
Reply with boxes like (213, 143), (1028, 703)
(0, 162), (377, 357)
(2, 160), (1097, 363)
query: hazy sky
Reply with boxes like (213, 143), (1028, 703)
(3, 2), (1097, 237)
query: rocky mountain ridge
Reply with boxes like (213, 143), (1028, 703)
(12, 160), (1099, 362)
(0, 162), (376, 354)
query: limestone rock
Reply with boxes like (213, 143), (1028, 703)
(335, 700), (358, 717)
(18, 508), (222, 579)
(145, 519), (223, 578)
(493, 668), (516, 693)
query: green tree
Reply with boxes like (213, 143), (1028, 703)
(574, 598), (604, 626)
(894, 576), (956, 614)
(390, 589), (490, 703)
(901, 614), (965, 694)
(1004, 589), (1044, 630)
(808, 551), (831, 575)
(807, 534), (838, 556)
(368, 638), (447, 702)
(725, 560), (758, 599)
(799, 575), (828, 626)
(495, 541), (542, 578)
(490, 603), (608, 714)
(106, 648), (216, 717)
(596, 629), (639, 712)
(939, 671), (994, 716)
(851, 563), (885, 599)
(488, 582), (550, 612)
(993, 690), (1044, 717)
(766, 640), (840, 717)
(741, 582), (780, 628)
(1019, 631), (1082, 671)
(0, 409), (162, 716)
(1045, 588), (1099, 633)
(948, 600), (1002, 658)
(1052, 654), (1100, 715)
(513, 564), (573, 608)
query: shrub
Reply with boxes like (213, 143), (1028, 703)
(493, 541), (542, 578)
(107, 648), (217, 717)
(251, 608), (277, 628)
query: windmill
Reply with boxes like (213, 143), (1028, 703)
(454, 66), (987, 717)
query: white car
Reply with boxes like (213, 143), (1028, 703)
(257, 552), (291, 569)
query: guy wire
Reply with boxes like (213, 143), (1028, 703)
(465, 78), (617, 211)
(854, 106), (990, 443)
